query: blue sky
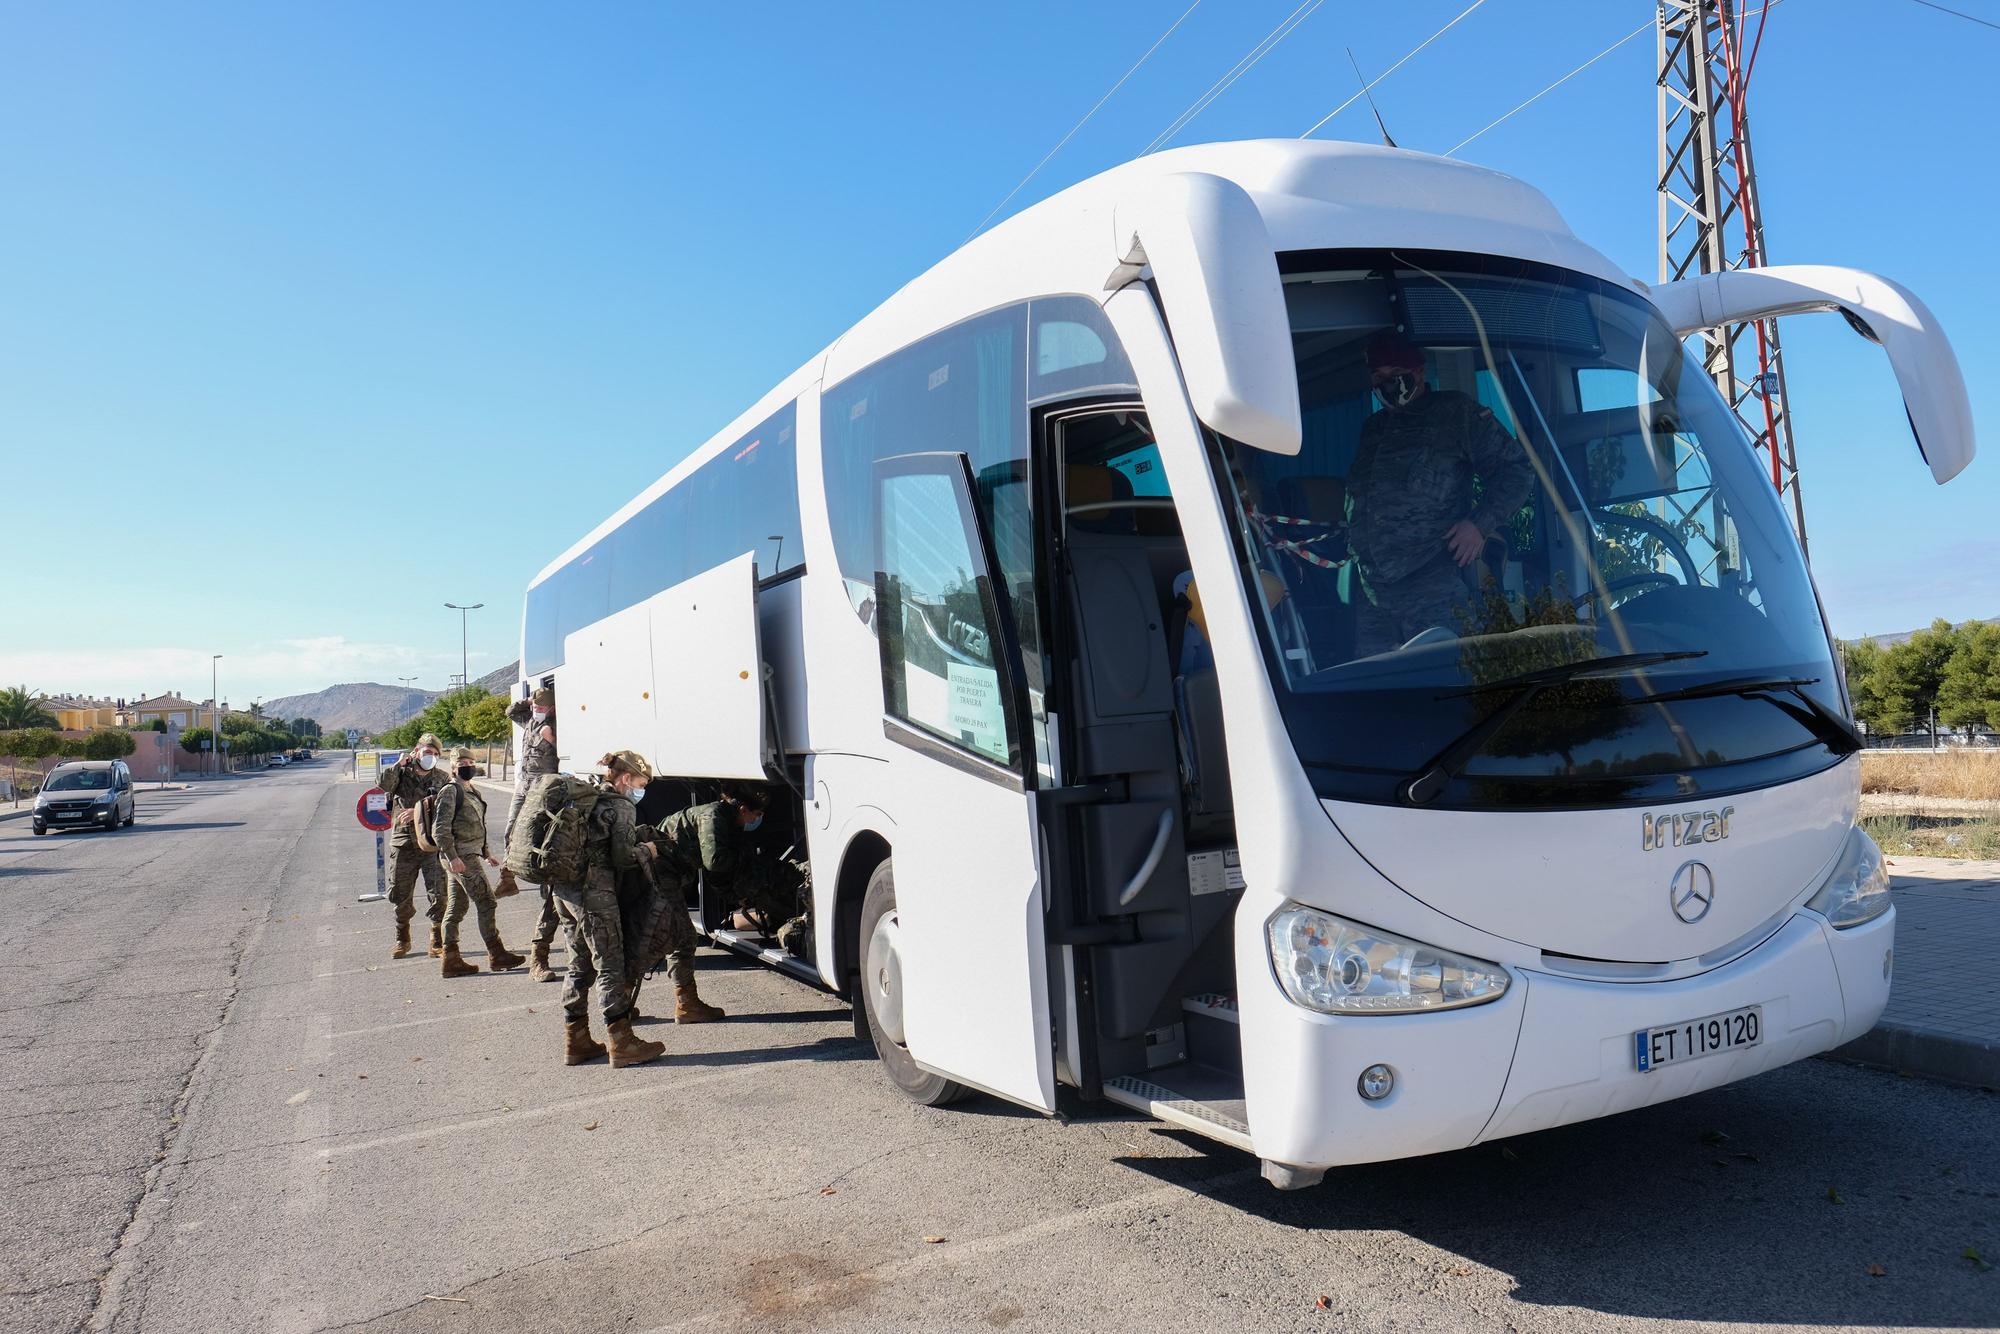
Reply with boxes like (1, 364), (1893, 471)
(2, 0), (1993, 705)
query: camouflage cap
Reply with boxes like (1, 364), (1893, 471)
(531, 686), (554, 707)
(415, 733), (443, 752)
(453, 747), (477, 764)
(600, 749), (652, 781)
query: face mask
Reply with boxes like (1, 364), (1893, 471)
(1375, 372), (1421, 409)
(628, 785), (647, 805)
(742, 813), (764, 833)
(418, 753), (437, 771)
(532, 709), (549, 721)
(456, 765), (475, 781)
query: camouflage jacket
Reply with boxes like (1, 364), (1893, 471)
(379, 757), (449, 820)
(1345, 389), (1533, 585)
(507, 698), (559, 776)
(432, 780), (488, 862)
(585, 788), (641, 880)
(646, 802), (739, 893)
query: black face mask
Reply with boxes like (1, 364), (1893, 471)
(456, 765), (475, 781)
(1375, 372), (1421, 409)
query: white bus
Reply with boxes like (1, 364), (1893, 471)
(520, 141), (1975, 1188)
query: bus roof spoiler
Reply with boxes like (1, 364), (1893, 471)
(1110, 172), (1302, 456)
(1648, 265), (1976, 485)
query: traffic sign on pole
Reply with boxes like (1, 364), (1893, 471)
(356, 788), (391, 902)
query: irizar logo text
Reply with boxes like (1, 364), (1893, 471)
(1643, 806), (1734, 852)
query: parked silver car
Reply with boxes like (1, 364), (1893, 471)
(32, 760), (136, 835)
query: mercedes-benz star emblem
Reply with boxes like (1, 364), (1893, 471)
(1670, 860), (1716, 924)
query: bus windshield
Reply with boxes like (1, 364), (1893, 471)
(1215, 249), (1844, 810)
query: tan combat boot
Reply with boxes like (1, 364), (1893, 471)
(674, 981), (725, 1024)
(493, 867), (521, 899)
(606, 1016), (665, 1068)
(427, 924), (445, 958)
(528, 944), (557, 983)
(487, 939), (526, 971)
(441, 944), (481, 979)
(564, 1020), (606, 1066)
(391, 921), (412, 959)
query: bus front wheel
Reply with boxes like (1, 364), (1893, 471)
(858, 860), (970, 1107)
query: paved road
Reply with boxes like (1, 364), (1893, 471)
(3, 762), (1994, 1333)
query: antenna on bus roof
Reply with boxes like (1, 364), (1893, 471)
(1347, 48), (1398, 148)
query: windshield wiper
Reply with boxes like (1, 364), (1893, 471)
(1628, 674), (1863, 755)
(1404, 651), (1708, 805)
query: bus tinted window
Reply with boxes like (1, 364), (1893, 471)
(523, 401), (802, 675)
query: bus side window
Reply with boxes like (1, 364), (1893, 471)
(877, 467), (1016, 767)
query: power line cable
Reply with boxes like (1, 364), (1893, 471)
(1144, 0), (1328, 155)
(1444, 18), (1653, 157)
(1298, 0), (1490, 138)
(966, 0), (1207, 242)
(1907, 0), (2000, 31)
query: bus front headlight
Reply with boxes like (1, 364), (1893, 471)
(1804, 827), (1892, 929)
(1267, 905), (1510, 1015)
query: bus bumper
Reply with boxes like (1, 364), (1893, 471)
(1247, 908), (1894, 1175)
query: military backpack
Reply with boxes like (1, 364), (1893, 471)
(504, 774), (605, 885)
(411, 791), (443, 854)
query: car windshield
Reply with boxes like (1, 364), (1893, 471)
(47, 769), (111, 792)
(1212, 249), (1844, 809)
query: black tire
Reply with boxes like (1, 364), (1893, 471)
(857, 860), (970, 1107)
(31, 826), (46, 837)
(124, 807), (137, 827)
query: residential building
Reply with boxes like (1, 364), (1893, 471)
(127, 694), (204, 731)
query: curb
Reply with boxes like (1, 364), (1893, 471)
(1829, 1024), (2000, 1091)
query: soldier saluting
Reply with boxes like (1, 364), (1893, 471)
(1343, 332), (1533, 658)
(379, 732), (450, 959)
(498, 686), (563, 982)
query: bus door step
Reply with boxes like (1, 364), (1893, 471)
(1103, 1063), (1251, 1153)
(706, 923), (822, 986)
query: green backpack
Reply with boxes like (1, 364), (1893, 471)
(505, 774), (605, 885)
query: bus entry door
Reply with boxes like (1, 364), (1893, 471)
(873, 451), (1057, 1113)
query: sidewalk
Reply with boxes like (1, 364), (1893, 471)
(1831, 854), (2000, 1089)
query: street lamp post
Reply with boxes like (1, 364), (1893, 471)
(444, 602), (483, 695)
(211, 655), (222, 780)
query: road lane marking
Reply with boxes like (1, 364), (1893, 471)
(331, 1002), (538, 1039)
(320, 1060), (804, 1160)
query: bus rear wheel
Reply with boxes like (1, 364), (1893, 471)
(858, 860), (969, 1107)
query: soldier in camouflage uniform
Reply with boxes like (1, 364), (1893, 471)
(620, 784), (769, 1025)
(434, 747), (526, 978)
(1344, 333), (1533, 658)
(499, 687), (563, 982)
(555, 750), (666, 1069)
(379, 733), (449, 959)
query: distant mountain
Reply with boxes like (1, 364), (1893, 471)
(264, 661), (522, 737)
(262, 683), (437, 736)
(1864, 618), (1995, 649)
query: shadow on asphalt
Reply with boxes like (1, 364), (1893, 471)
(0, 866), (67, 878)
(1109, 1068), (1995, 1328)
(130, 821), (246, 831)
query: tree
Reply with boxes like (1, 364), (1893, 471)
(11, 728), (66, 764)
(1938, 621), (2000, 735)
(145, 718), (168, 734)
(0, 687), (58, 729)
(81, 730), (137, 760)
(180, 726), (214, 755)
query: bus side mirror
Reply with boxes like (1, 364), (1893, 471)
(1648, 265), (1976, 484)
(1110, 172), (1302, 456)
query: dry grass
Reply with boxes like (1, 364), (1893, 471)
(1859, 750), (2000, 801)
(1861, 813), (2000, 860)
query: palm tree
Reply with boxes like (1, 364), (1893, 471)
(0, 686), (57, 729)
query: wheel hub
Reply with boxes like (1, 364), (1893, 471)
(865, 911), (906, 1046)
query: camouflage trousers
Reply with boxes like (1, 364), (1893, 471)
(387, 832), (445, 927)
(531, 885), (560, 949)
(620, 853), (700, 989)
(1355, 552), (1470, 658)
(554, 878), (630, 1027)
(443, 858), (499, 950)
